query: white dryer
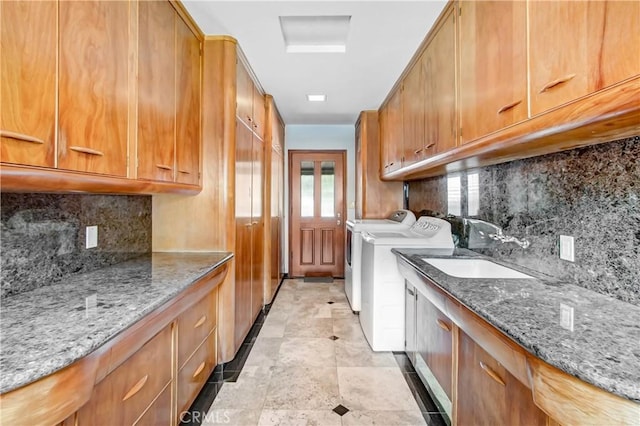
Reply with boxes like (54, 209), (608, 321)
(360, 216), (454, 351)
(345, 210), (416, 312)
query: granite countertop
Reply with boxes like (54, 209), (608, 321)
(0, 251), (233, 394)
(393, 248), (640, 403)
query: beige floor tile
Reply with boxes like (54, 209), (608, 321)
(332, 304), (356, 319)
(277, 337), (336, 367)
(264, 366), (340, 410)
(238, 365), (274, 381)
(337, 367), (420, 411)
(245, 338), (283, 367)
(284, 317), (334, 338)
(202, 409), (261, 426)
(209, 378), (269, 410)
(333, 317), (368, 342)
(257, 409), (342, 426)
(341, 410), (427, 425)
(335, 339), (397, 367)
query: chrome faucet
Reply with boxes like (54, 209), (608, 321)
(464, 218), (530, 249)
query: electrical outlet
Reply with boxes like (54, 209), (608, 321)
(559, 235), (574, 262)
(86, 226), (98, 249)
(560, 303), (574, 331)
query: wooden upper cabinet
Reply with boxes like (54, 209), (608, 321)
(382, 88), (403, 175)
(458, 0), (527, 145)
(424, 6), (457, 155)
(529, 1), (640, 116)
(236, 59), (253, 126)
(457, 330), (547, 426)
(402, 59), (425, 167)
(138, 0), (176, 182)
(252, 87), (265, 140)
(0, 1), (56, 167)
(58, 0), (129, 177)
(175, 17), (201, 186)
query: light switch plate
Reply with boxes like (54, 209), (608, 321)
(560, 303), (574, 331)
(86, 226), (98, 249)
(559, 235), (574, 262)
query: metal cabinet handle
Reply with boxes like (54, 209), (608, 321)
(479, 361), (506, 386)
(539, 73), (576, 93)
(192, 361), (206, 378)
(0, 130), (44, 144)
(178, 170), (191, 174)
(407, 288), (415, 296)
(122, 375), (148, 401)
(70, 146), (104, 156)
(156, 164), (172, 171)
(425, 142), (436, 149)
(497, 99), (522, 114)
(194, 315), (206, 328)
(414, 148), (423, 154)
(436, 319), (451, 332)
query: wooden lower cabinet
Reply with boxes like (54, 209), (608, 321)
(177, 290), (217, 369)
(77, 325), (173, 425)
(134, 384), (173, 426)
(177, 331), (216, 415)
(456, 330), (547, 426)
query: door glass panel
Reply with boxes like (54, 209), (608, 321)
(300, 161), (314, 217)
(321, 161), (335, 217)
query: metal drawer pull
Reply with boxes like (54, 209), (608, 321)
(122, 375), (149, 401)
(414, 148), (423, 154)
(194, 315), (207, 328)
(539, 73), (576, 93)
(192, 361), (206, 378)
(497, 99), (522, 114)
(0, 130), (45, 144)
(407, 288), (415, 296)
(425, 142), (436, 149)
(178, 170), (191, 174)
(436, 319), (451, 332)
(70, 146), (104, 156)
(156, 164), (172, 170)
(479, 361), (505, 386)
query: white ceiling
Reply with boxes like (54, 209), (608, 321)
(182, 1), (448, 125)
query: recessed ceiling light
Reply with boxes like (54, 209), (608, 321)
(280, 16), (351, 54)
(307, 94), (327, 102)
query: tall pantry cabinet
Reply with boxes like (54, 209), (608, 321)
(153, 37), (284, 363)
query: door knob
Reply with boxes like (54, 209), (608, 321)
(337, 220), (341, 225)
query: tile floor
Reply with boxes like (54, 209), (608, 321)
(182, 279), (446, 426)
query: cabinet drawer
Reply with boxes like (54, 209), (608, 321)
(178, 290), (216, 368)
(177, 330), (216, 414)
(134, 383), (172, 426)
(77, 325), (172, 425)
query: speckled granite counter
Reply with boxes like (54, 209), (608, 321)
(393, 248), (640, 403)
(0, 251), (233, 394)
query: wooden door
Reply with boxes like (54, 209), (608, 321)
(58, 0), (129, 176)
(251, 134), (264, 316)
(234, 120), (253, 348)
(424, 6), (457, 154)
(456, 330), (547, 426)
(459, 0), (527, 145)
(529, 1), (640, 116)
(290, 151), (346, 278)
(175, 17), (201, 185)
(138, 0), (175, 182)
(402, 60), (425, 166)
(1, 1), (56, 167)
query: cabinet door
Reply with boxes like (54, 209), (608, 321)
(404, 284), (417, 365)
(459, 1), (527, 145)
(175, 17), (201, 185)
(138, 0), (176, 182)
(0, 1), (56, 167)
(252, 87), (265, 140)
(402, 60), (425, 167)
(234, 120), (253, 348)
(457, 330), (547, 426)
(425, 6), (457, 154)
(251, 134), (264, 316)
(379, 105), (391, 175)
(236, 60), (253, 126)
(417, 293), (453, 400)
(385, 89), (403, 174)
(58, 0), (129, 176)
(530, 1), (640, 116)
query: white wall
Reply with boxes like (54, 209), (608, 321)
(283, 124), (356, 274)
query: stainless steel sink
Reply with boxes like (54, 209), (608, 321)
(421, 258), (534, 279)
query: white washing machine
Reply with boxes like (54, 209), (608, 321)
(345, 210), (416, 312)
(360, 216), (454, 351)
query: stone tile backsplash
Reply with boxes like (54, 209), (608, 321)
(1, 194), (151, 297)
(408, 135), (640, 306)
